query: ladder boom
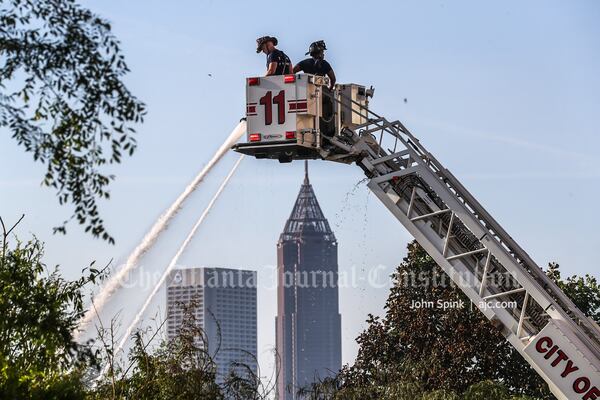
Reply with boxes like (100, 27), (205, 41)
(338, 98), (600, 400)
(233, 75), (600, 399)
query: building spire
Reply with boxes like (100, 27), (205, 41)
(281, 160), (335, 238)
(304, 160), (309, 185)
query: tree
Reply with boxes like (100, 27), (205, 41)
(91, 300), (272, 400)
(0, 0), (146, 243)
(301, 375), (536, 400)
(340, 241), (600, 399)
(0, 216), (270, 398)
(92, 305), (224, 400)
(546, 262), (600, 321)
(0, 216), (104, 398)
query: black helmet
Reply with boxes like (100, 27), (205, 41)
(256, 36), (278, 53)
(306, 40), (327, 56)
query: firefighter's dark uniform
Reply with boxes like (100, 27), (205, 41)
(266, 49), (292, 76)
(294, 58), (333, 76)
(295, 57), (335, 137)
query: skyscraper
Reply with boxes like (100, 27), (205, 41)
(166, 267), (257, 382)
(276, 162), (342, 399)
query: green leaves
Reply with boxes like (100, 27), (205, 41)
(0, 216), (107, 398)
(92, 302), (226, 400)
(1, 0), (146, 243)
(339, 241), (575, 399)
(547, 262), (600, 322)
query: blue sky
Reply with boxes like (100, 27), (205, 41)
(1, 0), (599, 381)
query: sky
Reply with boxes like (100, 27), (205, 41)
(1, 0), (599, 384)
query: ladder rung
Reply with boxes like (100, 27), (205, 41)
(411, 208), (452, 222)
(483, 287), (525, 301)
(371, 150), (410, 165)
(446, 247), (487, 261)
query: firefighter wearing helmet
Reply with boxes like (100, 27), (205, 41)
(293, 40), (336, 90)
(256, 36), (293, 76)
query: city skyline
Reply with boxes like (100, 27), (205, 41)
(1, 0), (598, 386)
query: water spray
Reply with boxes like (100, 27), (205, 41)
(78, 122), (246, 333)
(98, 155), (244, 379)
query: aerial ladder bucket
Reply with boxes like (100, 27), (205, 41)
(232, 74), (600, 399)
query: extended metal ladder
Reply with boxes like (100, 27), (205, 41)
(321, 93), (600, 400)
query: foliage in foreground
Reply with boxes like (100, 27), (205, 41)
(0, 219), (271, 399)
(2, 222), (599, 399)
(0, 217), (103, 399)
(304, 377), (536, 399)
(91, 302), (270, 400)
(1, 0), (146, 242)
(333, 241), (600, 400)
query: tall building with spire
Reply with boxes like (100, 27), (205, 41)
(276, 162), (342, 400)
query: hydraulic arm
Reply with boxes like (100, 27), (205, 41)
(234, 74), (600, 399)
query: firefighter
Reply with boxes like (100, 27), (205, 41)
(293, 40), (336, 90)
(293, 40), (336, 137)
(256, 36), (293, 76)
